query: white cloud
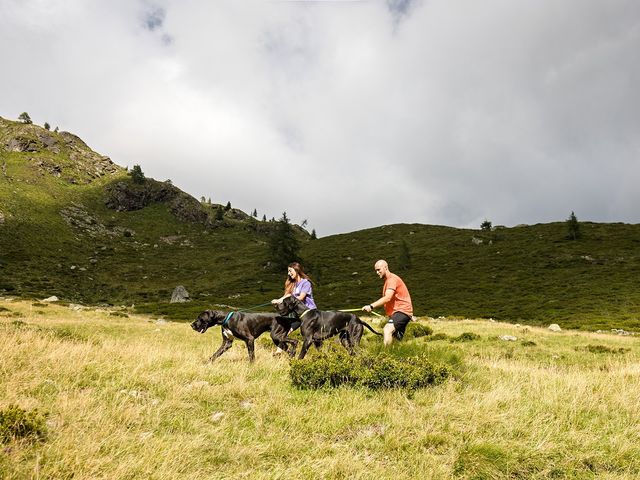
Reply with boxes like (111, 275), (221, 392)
(1, 0), (639, 235)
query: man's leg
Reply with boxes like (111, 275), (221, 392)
(383, 321), (396, 346)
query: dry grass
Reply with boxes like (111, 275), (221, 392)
(1, 298), (639, 479)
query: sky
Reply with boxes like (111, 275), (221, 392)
(1, 0), (639, 236)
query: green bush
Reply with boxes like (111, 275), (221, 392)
(289, 349), (451, 390)
(0, 405), (47, 443)
(450, 332), (481, 342)
(403, 322), (433, 339)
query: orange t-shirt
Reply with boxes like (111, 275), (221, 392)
(382, 272), (413, 317)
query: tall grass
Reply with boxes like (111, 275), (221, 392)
(2, 299), (639, 479)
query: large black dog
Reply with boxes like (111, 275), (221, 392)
(274, 296), (382, 359)
(191, 310), (298, 362)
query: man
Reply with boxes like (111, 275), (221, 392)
(362, 259), (413, 346)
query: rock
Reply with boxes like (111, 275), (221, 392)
(42, 296), (59, 303)
(170, 285), (190, 303)
(210, 412), (225, 422)
(499, 335), (517, 341)
(548, 324), (562, 332)
(611, 328), (630, 336)
(471, 237), (483, 245)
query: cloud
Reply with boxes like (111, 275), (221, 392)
(1, 0), (639, 235)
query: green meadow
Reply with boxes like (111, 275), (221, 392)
(2, 298), (640, 479)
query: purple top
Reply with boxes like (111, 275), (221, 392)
(293, 278), (316, 309)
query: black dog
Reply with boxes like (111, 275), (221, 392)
(274, 296), (382, 359)
(191, 310), (298, 362)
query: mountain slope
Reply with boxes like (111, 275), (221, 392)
(2, 116), (639, 330)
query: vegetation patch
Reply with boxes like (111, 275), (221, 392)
(521, 340), (537, 347)
(289, 349), (452, 390)
(403, 322), (433, 339)
(109, 311), (129, 318)
(450, 332), (481, 342)
(577, 344), (629, 354)
(426, 332), (450, 342)
(0, 405), (47, 443)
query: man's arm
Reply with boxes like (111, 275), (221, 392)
(362, 288), (394, 312)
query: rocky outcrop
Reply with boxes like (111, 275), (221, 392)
(105, 180), (207, 224)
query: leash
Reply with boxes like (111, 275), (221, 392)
(338, 308), (384, 318)
(235, 301), (273, 312)
(220, 301), (273, 327)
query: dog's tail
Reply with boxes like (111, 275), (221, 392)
(358, 318), (383, 336)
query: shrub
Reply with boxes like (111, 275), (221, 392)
(289, 349), (452, 390)
(403, 322), (433, 339)
(0, 405), (47, 443)
(450, 332), (481, 342)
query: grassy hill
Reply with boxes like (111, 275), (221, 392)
(2, 116), (640, 330)
(2, 298), (639, 478)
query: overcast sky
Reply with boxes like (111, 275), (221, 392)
(2, 0), (639, 236)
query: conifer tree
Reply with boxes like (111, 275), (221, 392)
(267, 211), (300, 270)
(397, 240), (412, 271)
(566, 211), (581, 240)
(18, 112), (32, 124)
(130, 165), (145, 184)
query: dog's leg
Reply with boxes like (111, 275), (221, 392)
(245, 337), (256, 362)
(209, 338), (233, 362)
(298, 339), (313, 359)
(286, 338), (298, 358)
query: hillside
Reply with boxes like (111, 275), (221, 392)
(2, 116), (640, 330)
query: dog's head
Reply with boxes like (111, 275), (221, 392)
(274, 295), (305, 316)
(190, 310), (226, 333)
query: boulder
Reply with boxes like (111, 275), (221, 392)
(548, 324), (562, 332)
(170, 285), (190, 303)
(42, 296), (59, 303)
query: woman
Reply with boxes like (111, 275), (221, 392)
(272, 262), (316, 352)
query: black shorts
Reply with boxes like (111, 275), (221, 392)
(389, 312), (411, 340)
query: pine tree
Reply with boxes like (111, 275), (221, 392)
(262, 214), (267, 222)
(225, 201), (231, 211)
(252, 209), (257, 218)
(18, 112), (32, 124)
(311, 229), (317, 240)
(397, 240), (412, 271)
(267, 211), (301, 270)
(480, 219), (492, 231)
(215, 207), (224, 221)
(44, 122), (50, 130)
(566, 211), (581, 240)
(129, 165), (145, 184)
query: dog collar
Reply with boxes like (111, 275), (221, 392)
(300, 309), (312, 319)
(222, 312), (234, 326)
